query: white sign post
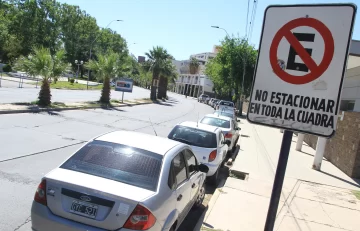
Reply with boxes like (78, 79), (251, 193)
(246, 4), (356, 231)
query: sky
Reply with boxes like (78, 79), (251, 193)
(57, 0), (360, 61)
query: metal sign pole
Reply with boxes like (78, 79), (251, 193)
(264, 130), (293, 231)
(122, 91), (124, 103)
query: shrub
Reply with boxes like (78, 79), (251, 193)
(69, 78), (75, 84)
(3, 64), (12, 72)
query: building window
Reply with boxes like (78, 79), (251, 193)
(340, 100), (355, 111)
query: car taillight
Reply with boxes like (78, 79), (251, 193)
(124, 204), (156, 230)
(225, 133), (233, 139)
(209, 150), (217, 162)
(34, 179), (47, 206)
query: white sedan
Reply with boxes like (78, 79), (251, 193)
(168, 121), (230, 185)
(199, 114), (241, 153)
(31, 131), (209, 231)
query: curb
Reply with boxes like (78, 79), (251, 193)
(194, 177), (227, 231)
(0, 102), (152, 115)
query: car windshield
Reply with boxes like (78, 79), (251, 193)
(201, 117), (230, 129)
(220, 101), (234, 107)
(60, 140), (163, 191)
(168, 125), (217, 148)
(214, 111), (234, 119)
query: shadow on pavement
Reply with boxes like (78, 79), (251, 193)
(319, 170), (360, 189)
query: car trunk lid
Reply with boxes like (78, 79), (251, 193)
(45, 168), (155, 230)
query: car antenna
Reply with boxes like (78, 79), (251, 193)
(149, 117), (158, 136)
(197, 112), (199, 127)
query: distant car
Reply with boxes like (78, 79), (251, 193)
(208, 98), (215, 106)
(209, 98), (218, 107)
(168, 122), (230, 185)
(198, 94), (210, 103)
(213, 100), (220, 109)
(216, 100), (235, 111)
(31, 131), (209, 231)
(213, 109), (238, 120)
(199, 114), (240, 153)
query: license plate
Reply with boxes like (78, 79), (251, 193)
(70, 200), (98, 219)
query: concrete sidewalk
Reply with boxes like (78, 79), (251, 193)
(198, 119), (360, 231)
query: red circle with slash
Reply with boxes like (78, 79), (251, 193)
(269, 17), (334, 84)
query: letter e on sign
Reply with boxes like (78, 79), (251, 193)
(247, 4), (356, 138)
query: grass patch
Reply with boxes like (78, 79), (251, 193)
(29, 81), (115, 90)
(110, 99), (123, 104)
(352, 190), (360, 200)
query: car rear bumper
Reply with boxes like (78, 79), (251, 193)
(31, 201), (162, 231)
(204, 162), (220, 176)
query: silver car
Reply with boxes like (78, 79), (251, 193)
(31, 131), (209, 231)
(199, 114), (241, 153)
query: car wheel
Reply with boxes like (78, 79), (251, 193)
(206, 169), (219, 186)
(193, 184), (205, 209)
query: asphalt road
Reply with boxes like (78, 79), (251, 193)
(0, 93), (227, 231)
(0, 79), (150, 103)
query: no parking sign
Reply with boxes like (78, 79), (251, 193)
(247, 4), (356, 137)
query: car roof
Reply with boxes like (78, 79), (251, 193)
(203, 114), (232, 121)
(214, 110), (234, 115)
(178, 121), (220, 133)
(95, 131), (181, 155)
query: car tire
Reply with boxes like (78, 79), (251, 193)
(193, 184), (205, 209)
(206, 169), (219, 186)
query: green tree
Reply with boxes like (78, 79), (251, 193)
(85, 51), (120, 103)
(189, 56), (200, 74)
(205, 36), (257, 101)
(145, 46), (172, 100)
(14, 47), (70, 106)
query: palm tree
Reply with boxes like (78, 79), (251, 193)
(189, 57), (200, 74)
(85, 51), (120, 104)
(158, 59), (177, 99)
(14, 47), (69, 106)
(145, 46), (172, 100)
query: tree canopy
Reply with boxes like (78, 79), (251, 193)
(0, 0), (127, 74)
(205, 37), (257, 101)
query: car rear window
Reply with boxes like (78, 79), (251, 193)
(60, 140), (163, 191)
(201, 117), (230, 129)
(220, 101), (234, 107)
(168, 125), (217, 148)
(214, 111), (234, 119)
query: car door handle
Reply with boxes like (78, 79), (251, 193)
(192, 183), (196, 188)
(177, 195), (182, 201)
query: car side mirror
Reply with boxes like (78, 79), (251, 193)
(224, 140), (231, 146)
(198, 164), (209, 173)
(236, 127), (241, 131)
(237, 119), (240, 122)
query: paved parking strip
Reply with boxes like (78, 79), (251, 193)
(0, 94), (217, 231)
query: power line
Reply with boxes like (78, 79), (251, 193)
(245, 0), (251, 39)
(248, 0), (259, 43)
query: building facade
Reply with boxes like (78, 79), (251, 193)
(174, 74), (214, 98)
(340, 40), (360, 112)
(173, 46), (219, 97)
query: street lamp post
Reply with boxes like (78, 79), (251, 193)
(87, 19), (123, 89)
(211, 26), (229, 37)
(75, 60), (83, 79)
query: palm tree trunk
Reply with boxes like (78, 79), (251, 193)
(38, 78), (52, 106)
(100, 77), (111, 104)
(163, 77), (168, 99)
(157, 76), (166, 99)
(150, 72), (158, 100)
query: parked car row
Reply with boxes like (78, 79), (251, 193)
(31, 112), (241, 231)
